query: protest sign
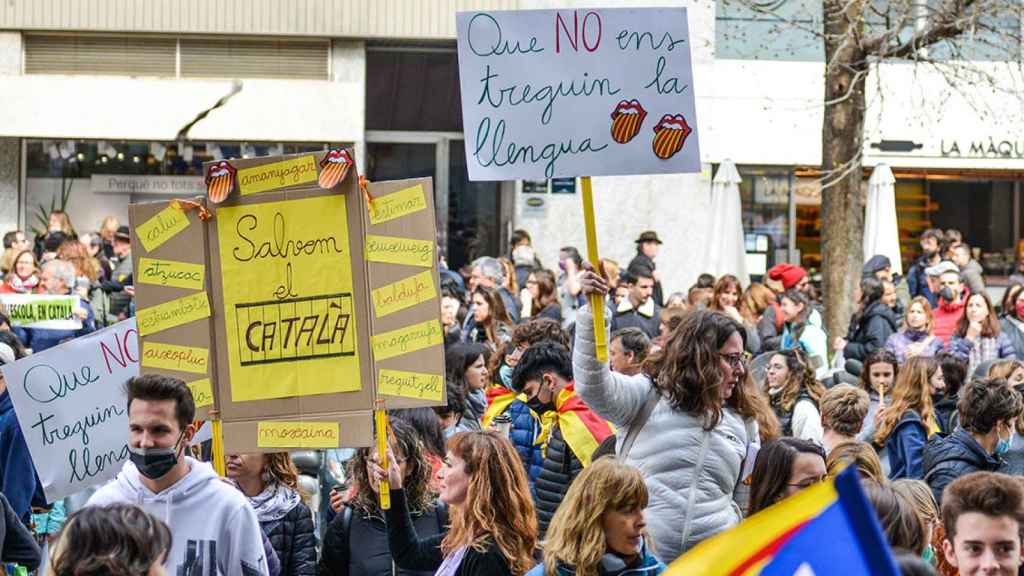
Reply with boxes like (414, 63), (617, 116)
(455, 7), (700, 180)
(0, 294), (82, 330)
(129, 199), (216, 420)
(1, 319), (138, 503)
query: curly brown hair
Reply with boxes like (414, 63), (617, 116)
(347, 419), (435, 516)
(766, 349), (826, 413)
(642, 309), (757, 429)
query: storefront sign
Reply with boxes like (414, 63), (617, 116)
(1, 319), (138, 503)
(941, 139), (1024, 159)
(91, 175), (205, 195)
(456, 8), (700, 180)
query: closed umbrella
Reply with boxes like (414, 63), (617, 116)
(703, 159), (749, 285)
(864, 164), (903, 276)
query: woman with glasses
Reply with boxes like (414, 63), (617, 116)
(573, 268), (761, 563)
(320, 419), (448, 576)
(762, 349), (826, 444)
(748, 438), (827, 516)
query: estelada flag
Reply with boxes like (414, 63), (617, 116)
(666, 466), (899, 575)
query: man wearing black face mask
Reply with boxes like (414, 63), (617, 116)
(87, 374), (270, 575)
(510, 342), (613, 538)
(928, 261), (967, 345)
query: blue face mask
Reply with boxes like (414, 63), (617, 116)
(996, 428), (1014, 457)
(922, 544), (935, 565)
(499, 364), (514, 388)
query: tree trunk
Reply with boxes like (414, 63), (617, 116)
(821, 0), (868, 343)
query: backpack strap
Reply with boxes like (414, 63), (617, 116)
(618, 384), (660, 461)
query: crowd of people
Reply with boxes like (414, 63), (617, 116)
(3, 222), (1024, 575)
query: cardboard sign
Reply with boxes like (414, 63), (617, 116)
(129, 200), (216, 421)
(455, 8), (700, 180)
(0, 294), (82, 329)
(1, 319), (138, 503)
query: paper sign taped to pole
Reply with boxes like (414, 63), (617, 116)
(1, 319), (139, 503)
(455, 7), (700, 180)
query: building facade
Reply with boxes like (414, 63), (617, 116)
(1, 0), (1022, 292)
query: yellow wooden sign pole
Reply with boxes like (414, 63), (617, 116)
(375, 405), (391, 510)
(581, 176), (608, 363)
(211, 420), (225, 476)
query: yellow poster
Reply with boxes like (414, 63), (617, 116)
(142, 342), (209, 374)
(371, 319), (443, 361)
(216, 195), (361, 402)
(378, 369), (443, 401)
(365, 235), (434, 267)
(369, 184), (427, 225)
(187, 378), (214, 408)
(136, 203), (190, 252)
(237, 155), (318, 196)
(138, 257), (205, 290)
(257, 421), (339, 448)
(136, 291), (210, 337)
(371, 270), (436, 318)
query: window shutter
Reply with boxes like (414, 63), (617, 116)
(180, 38), (329, 80)
(24, 34), (176, 77)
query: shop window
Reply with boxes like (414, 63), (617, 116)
(716, 0), (824, 61)
(738, 168), (792, 268)
(929, 180), (1018, 274)
(366, 48), (462, 132)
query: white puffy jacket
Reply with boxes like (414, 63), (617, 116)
(573, 306), (755, 563)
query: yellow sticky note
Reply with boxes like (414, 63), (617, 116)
(137, 291), (211, 336)
(137, 203), (190, 252)
(257, 421), (339, 448)
(187, 378), (215, 408)
(142, 342), (209, 374)
(237, 155), (318, 196)
(216, 196), (361, 402)
(372, 270), (436, 318)
(370, 184), (427, 225)
(378, 369), (443, 401)
(371, 319), (443, 361)
(138, 257), (205, 290)
(365, 235), (434, 268)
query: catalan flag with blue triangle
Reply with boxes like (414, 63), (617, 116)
(666, 466), (900, 575)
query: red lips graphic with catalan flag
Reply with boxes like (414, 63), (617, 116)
(205, 161), (237, 204)
(319, 148), (353, 190)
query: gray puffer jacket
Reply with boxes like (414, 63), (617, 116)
(573, 306), (755, 564)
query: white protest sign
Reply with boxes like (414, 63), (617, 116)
(456, 7), (700, 181)
(1, 319), (138, 502)
(0, 294), (83, 330)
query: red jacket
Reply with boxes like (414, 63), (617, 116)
(933, 298), (966, 344)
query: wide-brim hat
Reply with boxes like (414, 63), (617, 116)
(635, 231), (662, 244)
(114, 225), (131, 241)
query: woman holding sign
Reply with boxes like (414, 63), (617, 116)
(226, 452), (317, 576)
(573, 267), (760, 563)
(378, 430), (537, 575)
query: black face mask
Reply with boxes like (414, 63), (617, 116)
(129, 431), (184, 480)
(526, 391), (556, 415)
(939, 287), (955, 302)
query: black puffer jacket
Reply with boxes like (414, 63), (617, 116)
(262, 501), (318, 576)
(534, 423), (584, 538)
(844, 301), (899, 362)
(320, 501), (447, 576)
(923, 428), (1001, 505)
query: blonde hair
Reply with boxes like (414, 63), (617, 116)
(874, 356), (937, 445)
(263, 452), (302, 495)
(986, 359), (1024, 434)
(826, 440), (885, 483)
(820, 384), (870, 437)
(542, 457), (649, 576)
(892, 479), (939, 527)
(444, 432), (537, 575)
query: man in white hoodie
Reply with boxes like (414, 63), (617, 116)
(87, 374), (269, 575)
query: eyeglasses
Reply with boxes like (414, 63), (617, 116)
(721, 352), (751, 369)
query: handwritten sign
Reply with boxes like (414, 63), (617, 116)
(369, 184), (428, 225)
(136, 203), (190, 252)
(257, 421), (339, 448)
(137, 257), (205, 290)
(0, 294), (82, 329)
(215, 195), (361, 401)
(141, 342), (209, 374)
(455, 8), (700, 180)
(378, 369), (443, 401)
(365, 235), (434, 268)
(237, 155), (318, 196)
(372, 270), (437, 318)
(136, 291), (211, 337)
(371, 319), (443, 361)
(1, 319), (138, 502)
(187, 378), (214, 408)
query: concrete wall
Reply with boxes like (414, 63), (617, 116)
(0, 33), (20, 232)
